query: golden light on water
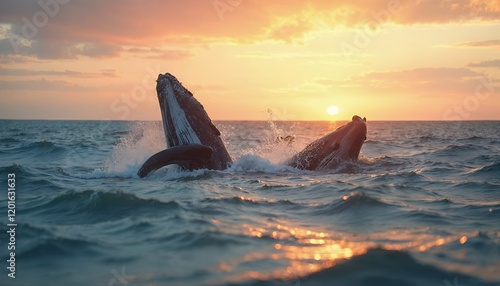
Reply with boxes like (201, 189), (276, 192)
(219, 221), (368, 283)
(460, 236), (468, 244)
(214, 220), (481, 284)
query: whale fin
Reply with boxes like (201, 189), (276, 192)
(137, 144), (213, 178)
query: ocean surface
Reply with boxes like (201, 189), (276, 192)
(0, 119), (499, 286)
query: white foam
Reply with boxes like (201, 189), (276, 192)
(230, 120), (300, 166)
(228, 154), (296, 173)
(359, 156), (384, 165)
(71, 119), (317, 179)
(148, 167), (211, 180)
(72, 122), (166, 179)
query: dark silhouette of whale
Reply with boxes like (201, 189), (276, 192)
(138, 73), (366, 177)
(137, 73), (232, 177)
(286, 115), (367, 170)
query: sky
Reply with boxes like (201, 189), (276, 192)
(0, 0), (499, 121)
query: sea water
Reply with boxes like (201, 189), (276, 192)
(0, 120), (499, 286)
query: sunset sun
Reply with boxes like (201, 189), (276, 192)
(327, 105), (340, 116)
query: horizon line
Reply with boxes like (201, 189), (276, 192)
(1, 118), (499, 123)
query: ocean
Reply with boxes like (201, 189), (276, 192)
(0, 119), (499, 286)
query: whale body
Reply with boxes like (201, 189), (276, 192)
(137, 73), (232, 177)
(138, 73), (366, 177)
(286, 116), (367, 170)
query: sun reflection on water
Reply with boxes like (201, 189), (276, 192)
(219, 221), (369, 283)
(213, 219), (477, 284)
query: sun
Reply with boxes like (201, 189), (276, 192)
(326, 105), (340, 116)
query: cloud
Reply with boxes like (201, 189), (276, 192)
(393, 0), (500, 24)
(0, 68), (117, 77)
(0, 78), (93, 91)
(468, 59), (500, 69)
(353, 68), (480, 82)
(456, 39), (500, 48)
(0, 0), (499, 60)
(236, 51), (345, 61)
(1, 35), (123, 59)
(74, 43), (123, 58)
(318, 67), (499, 97)
(266, 17), (313, 43)
(125, 48), (195, 60)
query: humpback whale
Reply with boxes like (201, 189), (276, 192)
(286, 116), (367, 170)
(138, 73), (366, 177)
(137, 73), (232, 178)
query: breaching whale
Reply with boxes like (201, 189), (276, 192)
(137, 73), (232, 178)
(286, 115), (367, 170)
(138, 73), (366, 177)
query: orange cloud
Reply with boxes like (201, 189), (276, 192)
(1, 0), (499, 60)
(318, 67), (499, 97)
(124, 47), (195, 60)
(457, 39), (500, 48)
(0, 78), (93, 91)
(469, 59), (500, 69)
(0, 68), (117, 77)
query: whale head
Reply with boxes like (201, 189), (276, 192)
(157, 73), (202, 147)
(316, 115), (367, 169)
(287, 115), (367, 170)
(156, 73), (232, 170)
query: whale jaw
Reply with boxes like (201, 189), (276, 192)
(287, 116), (367, 170)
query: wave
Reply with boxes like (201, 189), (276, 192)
(468, 162), (500, 177)
(313, 192), (392, 216)
(27, 178), (67, 194)
(221, 248), (499, 286)
(364, 139), (385, 144)
(401, 209), (451, 225)
(358, 156), (410, 170)
(20, 233), (100, 259)
(413, 161), (463, 177)
(1, 140), (67, 159)
(25, 140), (62, 150)
(24, 190), (182, 225)
(0, 163), (32, 177)
(148, 229), (248, 249)
(452, 181), (499, 193)
(457, 135), (485, 142)
(432, 144), (491, 157)
(0, 223), (100, 259)
(276, 248), (498, 286)
(0, 164), (68, 193)
(105, 130), (131, 136)
(0, 137), (21, 144)
(461, 231), (500, 254)
(419, 135), (438, 141)
(368, 171), (426, 184)
(203, 196), (299, 208)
